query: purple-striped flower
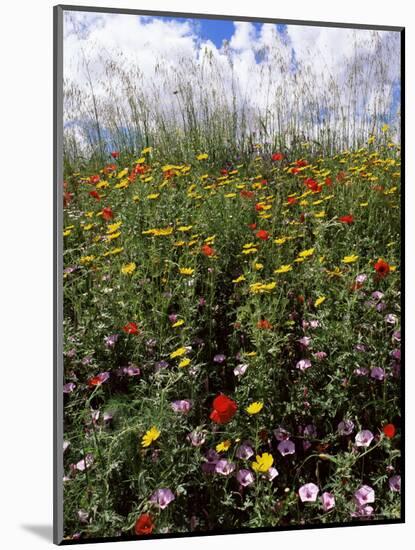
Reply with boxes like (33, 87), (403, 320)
(171, 400), (192, 414)
(63, 382), (76, 394)
(321, 492), (335, 511)
(75, 454), (94, 471)
(370, 367), (385, 381)
(354, 485), (375, 507)
(187, 429), (206, 447)
(389, 475), (401, 492)
(299, 483), (319, 502)
(274, 426), (291, 441)
(234, 363), (248, 377)
(104, 333), (119, 348)
(338, 419), (354, 436)
(355, 430), (374, 448)
(296, 359), (311, 371)
(278, 439), (296, 456)
(215, 459), (235, 476)
(236, 442), (254, 460)
(237, 469), (254, 487)
(150, 488), (175, 509)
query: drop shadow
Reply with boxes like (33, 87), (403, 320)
(21, 524), (53, 542)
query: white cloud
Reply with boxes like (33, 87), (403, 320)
(62, 11), (401, 153)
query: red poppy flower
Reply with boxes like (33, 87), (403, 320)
(220, 168), (228, 176)
(135, 164), (146, 175)
(325, 177), (333, 186)
(240, 190), (255, 199)
(255, 203), (264, 212)
(210, 394), (237, 424)
(103, 163), (116, 174)
(89, 190), (100, 200)
(201, 244), (215, 257)
(111, 151), (120, 159)
(122, 322), (139, 335)
(296, 159), (308, 167)
(287, 197), (298, 205)
(134, 513), (154, 535)
(339, 214), (354, 224)
(304, 178), (321, 192)
(256, 229), (269, 241)
(374, 259), (391, 278)
(101, 207), (114, 221)
(291, 167), (300, 175)
(271, 152), (284, 161)
(260, 179), (268, 186)
(248, 222), (257, 230)
(87, 372), (110, 387)
(89, 174), (100, 185)
(383, 423), (396, 439)
(257, 319), (272, 330)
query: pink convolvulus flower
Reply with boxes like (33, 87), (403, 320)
(236, 442), (254, 460)
(234, 363), (248, 377)
(354, 485), (375, 507)
(201, 449), (219, 473)
(354, 343), (367, 352)
(215, 459), (235, 476)
(278, 439), (296, 456)
(171, 400), (192, 414)
(296, 359), (311, 371)
(299, 483), (319, 502)
(63, 441), (70, 452)
(372, 291), (384, 301)
(338, 419), (355, 436)
(237, 469), (254, 487)
(370, 367), (385, 381)
(125, 364), (141, 376)
(274, 426), (291, 441)
(351, 505), (374, 518)
(75, 453), (94, 471)
(385, 313), (398, 325)
(298, 336), (311, 347)
(392, 330), (401, 343)
(150, 488), (175, 509)
(267, 467), (279, 481)
(354, 366), (369, 376)
(213, 353), (226, 363)
(355, 273), (367, 284)
(389, 475), (401, 492)
(63, 382), (76, 393)
(355, 430), (374, 448)
(187, 429), (206, 447)
(104, 333), (119, 348)
(321, 492), (335, 511)
(87, 371), (110, 387)
(313, 351), (327, 361)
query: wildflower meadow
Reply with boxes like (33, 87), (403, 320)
(60, 9), (402, 542)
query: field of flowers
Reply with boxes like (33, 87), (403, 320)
(62, 135), (401, 541)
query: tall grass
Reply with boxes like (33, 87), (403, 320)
(63, 17), (400, 170)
